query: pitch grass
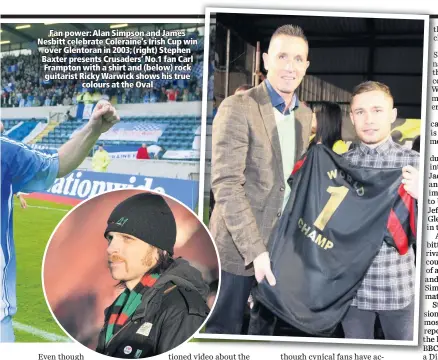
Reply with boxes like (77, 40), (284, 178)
(194, 196), (211, 227)
(12, 197), (73, 342)
(14, 329), (53, 342)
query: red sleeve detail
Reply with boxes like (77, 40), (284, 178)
(387, 209), (409, 255)
(398, 185), (416, 237)
(292, 156), (307, 175)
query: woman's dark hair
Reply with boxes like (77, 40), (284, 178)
(234, 84), (253, 94)
(310, 101), (343, 150)
(412, 135), (420, 153)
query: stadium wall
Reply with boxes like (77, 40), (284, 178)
(78, 158), (199, 180)
(1, 101), (202, 119)
(1, 105), (59, 119)
(77, 158), (215, 200)
(114, 101), (202, 116)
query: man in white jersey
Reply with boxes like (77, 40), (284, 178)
(0, 100), (119, 342)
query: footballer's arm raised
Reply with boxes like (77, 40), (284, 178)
(57, 100), (120, 178)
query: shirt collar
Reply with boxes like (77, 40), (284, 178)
(265, 79), (299, 115)
(358, 136), (394, 155)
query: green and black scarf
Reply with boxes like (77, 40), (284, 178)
(105, 273), (160, 344)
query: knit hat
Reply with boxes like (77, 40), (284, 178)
(104, 193), (177, 255)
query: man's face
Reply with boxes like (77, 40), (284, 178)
(106, 232), (159, 287)
(350, 90), (396, 146)
(99, 146), (103, 151)
(0, 121), (4, 134)
(262, 35), (310, 96)
(142, 143), (146, 148)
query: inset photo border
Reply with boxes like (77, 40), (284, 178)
(198, 7), (429, 347)
(42, 189), (220, 357)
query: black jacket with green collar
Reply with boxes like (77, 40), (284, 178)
(96, 258), (210, 358)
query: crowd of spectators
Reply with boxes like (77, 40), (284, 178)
(1, 53), (77, 108)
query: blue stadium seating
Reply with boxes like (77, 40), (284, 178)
(1, 114), (202, 159)
(2, 118), (44, 141)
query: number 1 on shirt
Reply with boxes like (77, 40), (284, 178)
(314, 186), (349, 231)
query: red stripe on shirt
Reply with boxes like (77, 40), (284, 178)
(387, 209), (409, 255)
(398, 185), (416, 237)
(292, 156), (306, 175)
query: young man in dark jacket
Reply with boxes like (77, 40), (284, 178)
(96, 192), (210, 358)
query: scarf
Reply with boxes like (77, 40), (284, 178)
(105, 273), (160, 344)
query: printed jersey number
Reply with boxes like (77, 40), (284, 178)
(314, 186), (349, 230)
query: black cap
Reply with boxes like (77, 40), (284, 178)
(104, 193), (177, 255)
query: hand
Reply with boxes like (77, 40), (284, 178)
(87, 100), (120, 135)
(19, 195), (27, 209)
(253, 251), (276, 286)
(402, 165), (419, 199)
(248, 294), (254, 309)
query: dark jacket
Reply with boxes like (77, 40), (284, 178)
(96, 258), (210, 358)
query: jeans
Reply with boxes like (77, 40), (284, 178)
(205, 270), (255, 334)
(342, 302), (414, 340)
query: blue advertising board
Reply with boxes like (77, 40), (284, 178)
(41, 170), (199, 210)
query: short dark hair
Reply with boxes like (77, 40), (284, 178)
(270, 24), (308, 45)
(351, 81), (394, 107)
(310, 101), (343, 149)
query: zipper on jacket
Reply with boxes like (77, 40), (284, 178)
(105, 320), (135, 353)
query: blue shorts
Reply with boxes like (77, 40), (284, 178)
(0, 316), (15, 342)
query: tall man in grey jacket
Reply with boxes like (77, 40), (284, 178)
(206, 24), (313, 334)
